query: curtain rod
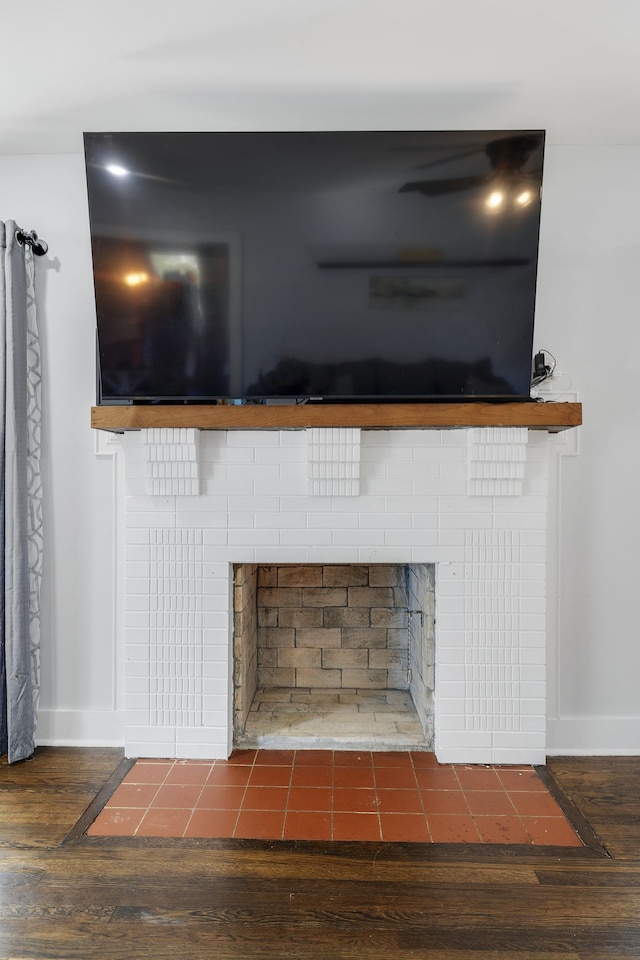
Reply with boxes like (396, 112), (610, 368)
(16, 229), (48, 257)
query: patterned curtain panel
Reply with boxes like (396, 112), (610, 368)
(0, 221), (43, 763)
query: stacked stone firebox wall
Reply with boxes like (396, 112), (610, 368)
(232, 563), (435, 742)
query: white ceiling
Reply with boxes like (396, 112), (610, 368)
(3, 0), (639, 155)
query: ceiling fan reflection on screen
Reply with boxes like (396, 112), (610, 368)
(399, 134), (543, 211)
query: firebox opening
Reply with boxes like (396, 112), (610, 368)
(232, 563), (435, 751)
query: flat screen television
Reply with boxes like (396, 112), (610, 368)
(84, 130), (545, 404)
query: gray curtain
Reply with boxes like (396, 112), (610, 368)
(0, 221), (43, 763)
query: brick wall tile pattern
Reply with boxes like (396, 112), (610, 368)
(122, 426), (550, 763)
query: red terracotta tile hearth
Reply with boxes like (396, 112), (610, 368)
(87, 750), (584, 846)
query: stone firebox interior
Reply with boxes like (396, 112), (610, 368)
(232, 562), (435, 750)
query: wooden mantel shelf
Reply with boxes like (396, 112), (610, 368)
(91, 401), (581, 433)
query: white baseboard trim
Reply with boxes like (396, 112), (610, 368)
(36, 710), (124, 748)
(546, 716), (640, 755)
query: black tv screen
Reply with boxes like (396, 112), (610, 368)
(84, 130), (544, 404)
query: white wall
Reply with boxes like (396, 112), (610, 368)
(535, 146), (640, 752)
(2, 144), (640, 753)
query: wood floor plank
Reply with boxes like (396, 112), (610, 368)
(0, 922), (586, 960)
(35, 845), (545, 885)
(536, 867), (640, 887)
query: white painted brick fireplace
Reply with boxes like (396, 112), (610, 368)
(120, 424), (552, 764)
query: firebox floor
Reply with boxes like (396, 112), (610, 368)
(237, 687), (429, 751)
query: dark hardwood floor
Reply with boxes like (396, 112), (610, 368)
(1, 748), (639, 959)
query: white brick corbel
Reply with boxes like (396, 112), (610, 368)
(307, 427), (361, 496)
(142, 427), (200, 496)
(466, 427), (528, 496)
